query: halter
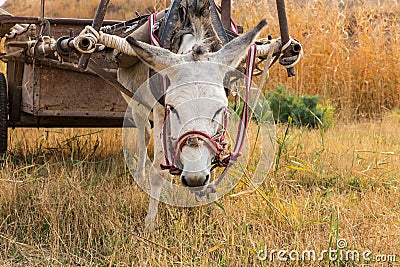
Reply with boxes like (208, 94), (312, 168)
(160, 103), (229, 175)
(148, 13), (258, 178)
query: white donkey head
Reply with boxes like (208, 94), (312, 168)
(126, 20), (267, 188)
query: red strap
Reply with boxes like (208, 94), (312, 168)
(230, 19), (239, 35)
(229, 43), (257, 164)
(148, 12), (162, 47)
(215, 5), (239, 35)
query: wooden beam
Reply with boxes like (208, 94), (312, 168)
(7, 61), (24, 122)
(221, 0), (231, 30)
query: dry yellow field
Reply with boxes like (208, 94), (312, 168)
(1, 0), (400, 266)
(1, 113), (399, 266)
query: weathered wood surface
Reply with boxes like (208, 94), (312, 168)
(20, 64), (127, 118)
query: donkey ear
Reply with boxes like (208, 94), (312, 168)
(126, 37), (183, 72)
(212, 20), (268, 68)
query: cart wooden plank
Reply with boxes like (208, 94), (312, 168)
(20, 63), (127, 118)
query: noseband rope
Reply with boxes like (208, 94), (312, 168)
(148, 13), (257, 183)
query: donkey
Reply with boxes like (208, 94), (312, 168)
(117, 17), (267, 229)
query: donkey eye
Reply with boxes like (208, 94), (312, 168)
(167, 105), (180, 120)
(167, 105), (175, 112)
(212, 108), (225, 122)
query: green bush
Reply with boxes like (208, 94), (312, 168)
(266, 86), (332, 128)
(229, 86), (334, 128)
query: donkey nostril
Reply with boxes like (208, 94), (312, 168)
(181, 176), (189, 187)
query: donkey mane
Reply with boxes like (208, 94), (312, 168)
(184, 15), (223, 60)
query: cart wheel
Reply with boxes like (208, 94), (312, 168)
(0, 72), (7, 155)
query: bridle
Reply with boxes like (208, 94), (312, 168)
(160, 104), (229, 175)
(148, 12), (258, 185)
(160, 44), (258, 179)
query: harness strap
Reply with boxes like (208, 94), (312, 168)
(215, 4), (239, 35)
(230, 19), (239, 35)
(235, 44), (256, 154)
(149, 12), (162, 46)
(148, 13), (176, 173)
(161, 105), (174, 172)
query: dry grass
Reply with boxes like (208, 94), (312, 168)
(233, 0), (400, 120)
(1, 113), (399, 266)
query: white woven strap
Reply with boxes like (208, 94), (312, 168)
(281, 37), (293, 52)
(73, 25), (100, 54)
(75, 25), (138, 56)
(99, 32), (137, 56)
(279, 37), (303, 69)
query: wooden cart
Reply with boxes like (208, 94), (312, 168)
(0, 16), (131, 154)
